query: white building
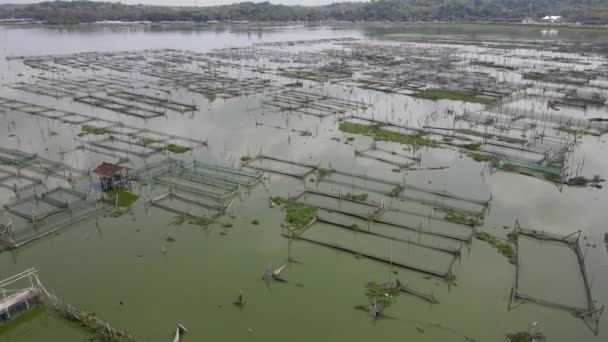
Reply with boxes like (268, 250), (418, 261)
(541, 16), (562, 23)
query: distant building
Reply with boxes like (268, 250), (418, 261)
(541, 16), (563, 23)
(91, 162), (129, 192)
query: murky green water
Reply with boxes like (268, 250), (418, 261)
(0, 23), (607, 342)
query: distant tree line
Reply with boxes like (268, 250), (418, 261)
(0, 0), (607, 25)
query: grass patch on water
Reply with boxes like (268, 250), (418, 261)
(171, 213), (210, 228)
(78, 125), (111, 137)
(434, 207), (480, 226)
(317, 168), (334, 180)
(202, 90), (217, 103)
(271, 196), (318, 229)
(106, 189), (139, 208)
(137, 137), (157, 146)
(466, 152), (500, 165)
(475, 232), (516, 265)
(365, 281), (399, 310)
(455, 128), (494, 139)
(416, 89), (494, 104)
(497, 136), (525, 144)
(345, 193), (368, 201)
(556, 126), (595, 136)
(339, 122), (438, 147)
(165, 144), (191, 154)
(240, 155), (252, 162)
(507, 331), (546, 342)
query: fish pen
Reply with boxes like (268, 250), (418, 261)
(291, 190), (383, 220)
(86, 136), (163, 158)
(31, 272), (138, 342)
(355, 145), (420, 169)
(315, 209), (462, 256)
(262, 89), (369, 117)
(511, 221), (604, 335)
(317, 168), (403, 196)
(0, 187), (103, 248)
(134, 158), (262, 203)
(290, 220), (457, 278)
(0, 97), (207, 149)
(6, 82), (75, 98)
(0, 269), (41, 323)
(183, 161), (262, 187)
(317, 167), (489, 217)
(243, 154), (318, 178)
(144, 191), (227, 224)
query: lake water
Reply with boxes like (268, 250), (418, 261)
(0, 22), (607, 342)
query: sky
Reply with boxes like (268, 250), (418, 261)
(0, 0), (369, 6)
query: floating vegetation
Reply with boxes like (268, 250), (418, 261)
(475, 232), (516, 265)
(345, 193), (368, 201)
(339, 122), (438, 147)
(78, 125), (111, 137)
(110, 207), (129, 218)
(106, 189), (139, 208)
(466, 152), (500, 165)
(272, 197), (318, 229)
(556, 126), (595, 136)
(165, 144), (191, 154)
(506, 331), (546, 342)
(463, 143), (482, 151)
(300, 130), (312, 137)
(455, 129), (494, 139)
(365, 281), (399, 311)
(416, 89), (494, 104)
(497, 136), (525, 144)
(222, 223), (233, 228)
(202, 90), (217, 103)
(137, 137), (157, 146)
(434, 207), (480, 227)
(171, 213), (209, 228)
(251, 219), (260, 225)
(165, 236), (176, 243)
(241, 155), (252, 162)
(346, 136), (355, 142)
(317, 168), (334, 180)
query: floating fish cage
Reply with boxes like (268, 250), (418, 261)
(262, 89), (369, 117)
(243, 154), (318, 178)
(145, 191), (226, 224)
(0, 187), (101, 248)
(0, 269), (42, 323)
(511, 221), (605, 335)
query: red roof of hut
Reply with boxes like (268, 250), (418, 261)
(92, 162), (124, 177)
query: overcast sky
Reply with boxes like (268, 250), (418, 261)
(0, 0), (369, 6)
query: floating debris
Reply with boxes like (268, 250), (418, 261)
(233, 291), (246, 307)
(172, 323), (188, 342)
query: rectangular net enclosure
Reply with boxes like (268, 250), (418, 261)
(244, 154), (317, 178)
(0, 188), (102, 248)
(295, 221), (457, 278)
(88, 136), (162, 158)
(145, 191), (226, 223)
(511, 221), (604, 335)
(155, 174), (238, 201)
(318, 168), (403, 196)
(262, 89), (369, 117)
(355, 146), (420, 169)
(315, 210), (463, 256)
(182, 161), (262, 187)
(292, 190), (383, 219)
(0, 97), (208, 149)
(135, 158), (263, 204)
